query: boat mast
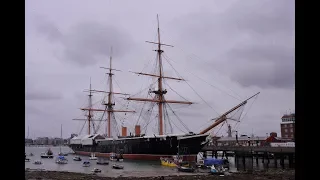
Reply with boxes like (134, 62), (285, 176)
(156, 15), (164, 135)
(127, 15), (193, 135)
(73, 79), (109, 135)
(107, 47), (114, 138)
(79, 47), (135, 138)
(88, 78), (93, 135)
(60, 124), (62, 153)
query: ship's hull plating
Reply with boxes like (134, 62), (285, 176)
(69, 134), (208, 161)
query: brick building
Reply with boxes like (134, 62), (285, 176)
(280, 113), (295, 139)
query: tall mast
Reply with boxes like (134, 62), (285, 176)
(156, 15), (164, 135)
(78, 47), (135, 138)
(73, 78), (116, 135)
(88, 78), (93, 135)
(107, 47), (114, 138)
(127, 15), (192, 135)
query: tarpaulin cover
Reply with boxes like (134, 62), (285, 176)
(204, 158), (224, 166)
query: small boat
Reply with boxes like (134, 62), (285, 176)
(58, 152), (68, 156)
(82, 161), (90, 167)
(176, 161), (195, 173)
(55, 156), (68, 164)
(89, 153), (97, 160)
(110, 153), (117, 161)
(29, 153), (34, 156)
(91, 168), (102, 173)
(25, 158), (30, 162)
(110, 152), (124, 161)
(112, 164), (124, 169)
(58, 125), (68, 156)
(96, 157), (109, 165)
(73, 156), (82, 161)
(33, 160), (42, 165)
(177, 166), (195, 173)
(210, 165), (224, 175)
(40, 148), (54, 158)
(160, 157), (177, 167)
(160, 156), (183, 167)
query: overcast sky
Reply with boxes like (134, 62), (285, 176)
(25, 0), (295, 139)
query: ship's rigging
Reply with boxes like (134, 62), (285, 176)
(126, 15), (193, 136)
(72, 15), (260, 138)
(73, 48), (135, 138)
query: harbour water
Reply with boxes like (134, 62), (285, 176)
(25, 146), (201, 177)
(25, 146), (289, 177)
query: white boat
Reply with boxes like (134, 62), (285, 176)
(73, 156), (82, 161)
(83, 161), (90, 167)
(112, 164), (124, 169)
(91, 168), (101, 173)
(210, 164), (226, 175)
(40, 148), (54, 159)
(89, 153), (97, 160)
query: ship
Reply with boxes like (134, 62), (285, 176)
(69, 15), (260, 161)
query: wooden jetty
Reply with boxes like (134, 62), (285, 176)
(202, 145), (295, 153)
(201, 145), (295, 171)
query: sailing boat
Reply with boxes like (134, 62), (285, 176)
(40, 148), (54, 158)
(69, 15), (259, 161)
(58, 124), (68, 156)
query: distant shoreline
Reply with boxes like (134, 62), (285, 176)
(25, 145), (69, 147)
(25, 169), (295, 180)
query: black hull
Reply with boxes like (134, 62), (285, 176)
(112, 165), (124, 169)
(69, 134), (208, 161)
(177, 167), (195, 173)
(40, 156), (54, 159)
(97, 162), (109, 165)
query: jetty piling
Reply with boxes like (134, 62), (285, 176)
(201, 145), (295, 171)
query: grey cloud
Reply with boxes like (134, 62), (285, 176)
(26, 91), (63, 100)
(26, 105), (48, 115)
(226, 44), (294, 89)
(224, 0), (294, 36)
(26, 76), (63, 100)
(34, 15), (63, 41)
(170, 0), (294, 89)
(34, 18), (134, 67)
